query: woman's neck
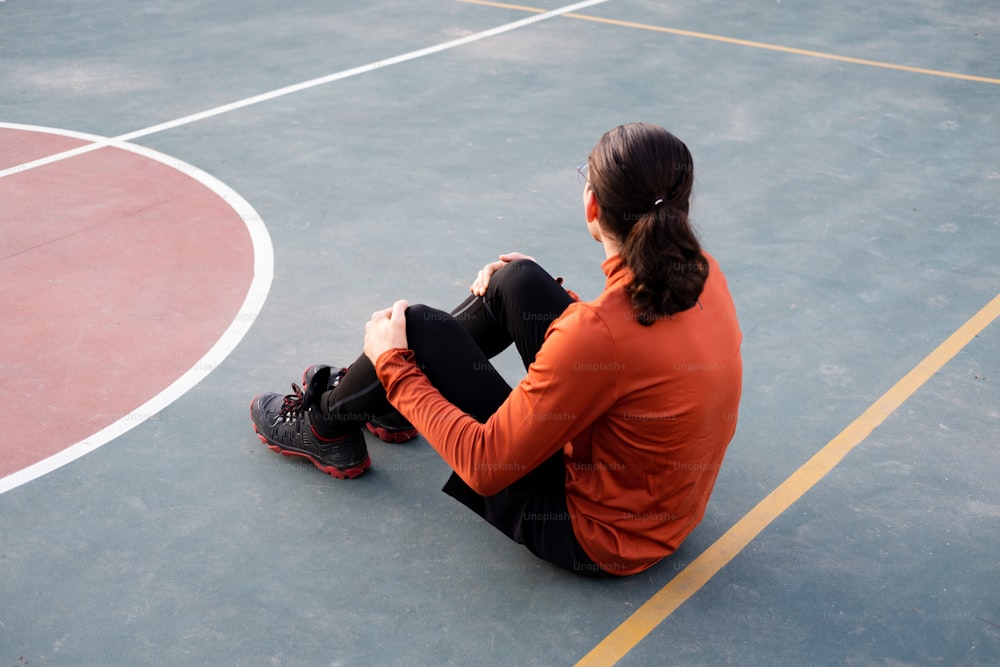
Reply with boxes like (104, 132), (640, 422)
(601, 237), (622, 259)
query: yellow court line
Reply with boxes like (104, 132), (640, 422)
(458, 0), (1000, 85)
(456, 2), (1000, 663)
(575, 293), (1000, 666)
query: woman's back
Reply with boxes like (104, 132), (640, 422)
(553, 252), (742, 574)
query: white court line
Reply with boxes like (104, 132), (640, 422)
(0, 0), (611, 180)
(0, 1), (610, 492)
(0, 123), (275, 496)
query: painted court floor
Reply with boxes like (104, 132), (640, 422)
(1, 1), (998, 665)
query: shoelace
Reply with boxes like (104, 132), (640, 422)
(278, 367), (339, 422)
(278, 384), (306, 420)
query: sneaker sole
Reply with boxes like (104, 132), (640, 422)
(365, 422), (419, 444)
(251, 421), (370, 480)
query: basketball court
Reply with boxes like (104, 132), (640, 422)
(1, 1), (998, 664)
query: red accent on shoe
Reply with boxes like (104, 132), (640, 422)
(365, 422), (418, 444)
(249, 412), (370, 480)
(266, 442), (370, 479)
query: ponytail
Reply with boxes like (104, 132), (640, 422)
(621, 206), (708, 325)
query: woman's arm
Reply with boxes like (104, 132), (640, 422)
(374, 305), (619, 495)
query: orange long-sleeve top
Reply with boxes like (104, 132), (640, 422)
(375, 253), (743, 575)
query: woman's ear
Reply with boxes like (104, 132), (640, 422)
(584, 187), (601, 223)
(583, 188), (605, 243)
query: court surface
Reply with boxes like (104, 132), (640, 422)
(1, 1), (998, 665)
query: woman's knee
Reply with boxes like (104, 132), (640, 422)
(486, 259), (554, 298)
(405, 304), (458, 337)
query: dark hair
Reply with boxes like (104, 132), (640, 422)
(587, 122), (708, 325)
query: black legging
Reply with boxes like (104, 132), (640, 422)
(320, 259), (606, 575)
(320, 259), (573, 426)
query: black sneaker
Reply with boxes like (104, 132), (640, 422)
(302, 364), (418, 444)
(250, 366), (370, 479)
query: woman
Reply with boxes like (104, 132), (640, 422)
(250, 122), (742, 576)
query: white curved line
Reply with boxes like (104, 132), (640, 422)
(0, 122), (274, 495)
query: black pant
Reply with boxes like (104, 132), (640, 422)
(321, 260), (605, 576)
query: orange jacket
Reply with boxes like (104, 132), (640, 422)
(376, 253), (742, 575)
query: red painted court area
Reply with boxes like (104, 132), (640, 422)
(0, 127), (255, 478)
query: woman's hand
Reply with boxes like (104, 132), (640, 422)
(364, 299), (409, 364)
(470, 252), (536, 296)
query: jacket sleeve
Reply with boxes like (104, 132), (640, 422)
(375, 304), (620, 496)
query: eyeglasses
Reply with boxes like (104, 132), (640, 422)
(576, 163), (589, 189)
